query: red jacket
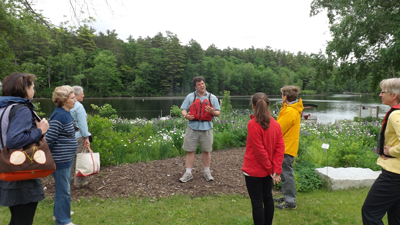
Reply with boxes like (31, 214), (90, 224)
(242, 116), (285, 177)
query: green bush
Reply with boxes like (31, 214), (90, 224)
(221, 90), (232, 114)
(91, 103), (118, 119)
(170, 105), (182, 117)
(294, 160), (323, 192)
(298, 120), (381, 170)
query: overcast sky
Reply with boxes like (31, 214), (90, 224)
(34, 0), (331, 54)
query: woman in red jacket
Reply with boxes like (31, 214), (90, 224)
(242, 92), (285, 225)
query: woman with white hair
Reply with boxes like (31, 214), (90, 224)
(362, 78), (400, 225)
(70, 86), (91, 188)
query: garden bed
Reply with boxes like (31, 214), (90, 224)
(42, 148), (253, 199)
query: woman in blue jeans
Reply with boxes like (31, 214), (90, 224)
(46, 85), (78, 225)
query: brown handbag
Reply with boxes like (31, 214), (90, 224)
(0, 103), (56, 181)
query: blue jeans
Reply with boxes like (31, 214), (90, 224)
(53, 167), (72, 225)
(281, 154), (296, 207)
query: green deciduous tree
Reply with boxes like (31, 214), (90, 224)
(311, 0), (400, 87)
(86, 50), (122, 96)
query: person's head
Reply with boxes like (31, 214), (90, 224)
(2, 72), (36, 100)
(72, 86), (84, 102)
(379, 78), (400, 106)
(251, 92), (271, 130)
(52, 85), (76, 110)
(281, 86), (300, 102)
(192, 76), (206, 94)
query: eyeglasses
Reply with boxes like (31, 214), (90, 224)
(380, 91), (387, 94)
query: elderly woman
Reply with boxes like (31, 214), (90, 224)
(70, 86), (91, 187)
(0, 72), (49, 225)
(362, 78), (400, 225)
(46, 85), (78, 225)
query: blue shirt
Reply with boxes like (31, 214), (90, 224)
(70, 101), (91, 138)
(180, 91), (220, 131)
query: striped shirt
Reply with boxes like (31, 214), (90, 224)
(45, 107), (78, 170)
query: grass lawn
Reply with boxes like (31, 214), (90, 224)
(0, 187), (388, 225)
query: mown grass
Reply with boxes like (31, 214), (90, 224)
(0, 187), (388, 225)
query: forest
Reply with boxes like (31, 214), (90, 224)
(1, 0), (397, 97)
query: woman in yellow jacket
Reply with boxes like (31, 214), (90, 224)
(362, 78), (400, 225)
(274, 86), (303, 209)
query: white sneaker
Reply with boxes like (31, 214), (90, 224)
(204, 171), (214, 181)
(53, 211), (74, 220)
(64, 223), (78, 225)
(179, 172), (193, 183)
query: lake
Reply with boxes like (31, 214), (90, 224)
(34, 94), (387, 124)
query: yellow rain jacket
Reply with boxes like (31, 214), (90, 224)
(277, 99), (303, 157)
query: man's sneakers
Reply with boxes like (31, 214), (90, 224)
(179, 171), (214, 182)
(179, 173), (193, 183)
(276, 202), (297, 210)
(203, 171), (214, 181)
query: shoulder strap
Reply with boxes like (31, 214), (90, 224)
(193, 91), (196, 102)
(0, 103), (41, 148)
(50, 112), (59, 121)
(208, 92), (212, 106)
(0, 103), (22, 147)
(9, 104), (26, 122)
(378, 107), (400, 157)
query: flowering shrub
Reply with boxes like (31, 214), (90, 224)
(298, 118), (382, 171)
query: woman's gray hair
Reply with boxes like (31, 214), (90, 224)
(380, 78), (400, 103)
(72, 86), (83, 95)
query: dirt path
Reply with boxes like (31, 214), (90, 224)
(42, 148), (254, 199)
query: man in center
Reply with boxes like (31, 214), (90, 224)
(179, 76), (220, 183)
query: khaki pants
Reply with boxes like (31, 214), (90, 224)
(70, 137), (87, 186)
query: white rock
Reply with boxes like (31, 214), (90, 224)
(314, 167), (381, 191)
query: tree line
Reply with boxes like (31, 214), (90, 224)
(0, 1), (381, 97)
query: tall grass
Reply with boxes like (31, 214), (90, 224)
(0, 188), (387, 224)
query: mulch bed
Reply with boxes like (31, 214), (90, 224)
(42, 147), (261, 199)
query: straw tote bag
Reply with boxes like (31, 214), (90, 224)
(75, 146), (100, 177)
(0, 104), (56, 181)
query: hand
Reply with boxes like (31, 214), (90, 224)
(205, 105), (215, 115)
(36, 118), (49, 135)
(271, 173), (281, 185)
(84, 137), (90, 148)
(380, 146), (391, 160)
(383, 146), (391, 156)
(185, 113), (195, 121)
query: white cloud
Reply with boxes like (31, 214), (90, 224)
(34, 0), (331, 54)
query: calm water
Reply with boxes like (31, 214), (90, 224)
(34, 94), (387, 123)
